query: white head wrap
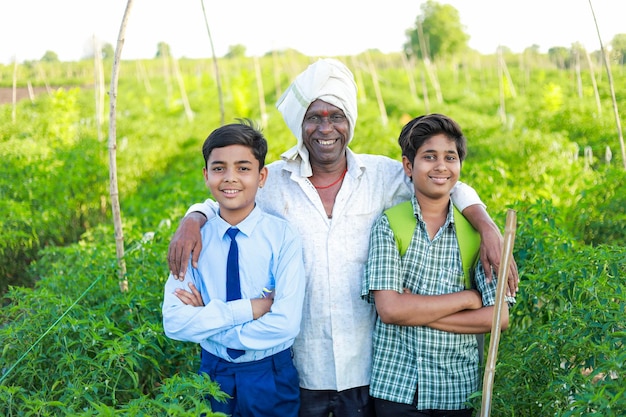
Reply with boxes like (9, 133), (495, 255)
(276, 58), (358, 177)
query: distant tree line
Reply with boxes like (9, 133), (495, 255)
(23, 1), (626, 66)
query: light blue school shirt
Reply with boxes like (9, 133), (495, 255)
(162, 205), (306, 362)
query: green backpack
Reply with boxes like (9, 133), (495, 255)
(383, 200), (485, 363)
(384, 201), (481, 285)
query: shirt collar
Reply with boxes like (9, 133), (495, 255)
(280, 147), (365, 181)
(216, 204), (262, 238)
(411, 194), (455, 229)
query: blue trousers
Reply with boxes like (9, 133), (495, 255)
(199, 348), (300, 417)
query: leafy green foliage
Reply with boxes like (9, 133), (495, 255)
(610, 34), (626, 65)
(473, 199), (626, 416)
(1, 51), (625, 414)
(0, 222), (208, 415)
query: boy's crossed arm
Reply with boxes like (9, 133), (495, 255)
(426, 304), (510, 334)
(373, 288), (509, 334)
(175, 282), (274, 320)
(373, 288), (482, 327)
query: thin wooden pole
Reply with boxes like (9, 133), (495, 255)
(200, 0), (224, 126)
(583, 48), (602, 117)
(480, 209), (517, 417)
(27, 81), (34, 102)
(416, 20), (443, 104)
(135, 60), (152, 93)
(349, 56), (367, 103)
(160, 46), (172, 109)
(421, 71), (430, 114)
(497, 47), (506, 125)
(93, 35), (106, 142)
(108, 0), (134, 293)
(365, 52), (388, 127)
(400, 53), (420, 105)
(575, 49), (583, 99)
(253, 56), (268, 129)
(588, 0), (625, 170)
(11, 57), (17, 123)
(171, 56), (194, 122)
(272, 49), (282, 102)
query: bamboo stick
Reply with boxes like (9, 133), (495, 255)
(160, 45), (172, 110)
(12, 57), (17, 123)
(135, 60), (152, 93)
(253, 56), (268, 129)
(200, 0), (225, 126)
(421, 71), (430, 114)
(583, 48), (602, 117)
(272, 49), (282, 102)
(108, 0), (134, 293)
(365, 52), (388, 127)
(499, 52), (517, 98)
(479, 209), (517, 417)
(416, 19), (443, 104)
(35, 63), (52, 96)
(588, 0), (626, 170)
(497, 48), (506, 125)
(349, 56), (367, 103)
(93, 35), (105, 142)
(575, 49), (583, 99)
(400, 53), (420, 105)
(171, 56), (194, 122)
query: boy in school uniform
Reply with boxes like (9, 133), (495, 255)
(162, 119), (305, 416)
(362, 114), (515, 416)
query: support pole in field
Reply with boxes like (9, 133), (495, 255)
(365, 52), (388, 127)
(11, 57), (17, 123)
(253, 56), (268, 129)
(108, 0), (134, 293)
(400, 53), (420, 105)
(479, 209), (517, 417)
(583, 48), (602, 117)
(588, 0), (626, 170)
(93, 35), (106, 143)
(416, 20), (443, 104)
(171, 56), (195, 122)
(200, 0), (225, 126)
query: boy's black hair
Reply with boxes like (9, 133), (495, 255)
(202, 118), (268, 169)
(398, 113), (467, 165)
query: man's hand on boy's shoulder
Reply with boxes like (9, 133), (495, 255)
(477, 219), (519, 297)
(168, 212), (207, 280)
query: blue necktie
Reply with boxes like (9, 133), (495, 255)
(226, 228), (245, 359)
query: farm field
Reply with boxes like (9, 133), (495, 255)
(1, 51), (625, 415)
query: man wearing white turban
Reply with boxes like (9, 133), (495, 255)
(168, 58), (518, 417)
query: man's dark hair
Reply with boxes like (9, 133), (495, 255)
(202, 118), (268, 169)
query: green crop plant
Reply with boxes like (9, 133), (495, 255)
(1, 52), (624, 414)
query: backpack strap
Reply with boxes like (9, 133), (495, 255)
(452, 205), (481, 289)
(384, 201), (415, 257)
(384, 201), (481, 289)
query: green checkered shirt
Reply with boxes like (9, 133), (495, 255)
(362, 196), (510, 410)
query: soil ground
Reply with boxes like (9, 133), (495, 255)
(0, 86), (55, 105)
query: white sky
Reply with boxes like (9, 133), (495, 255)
(1, 0), (624, 64)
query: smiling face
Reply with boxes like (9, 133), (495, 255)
(403, 133), (461, 202)
(203, 144), (267, 225)
(301, 99), (350, 168)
